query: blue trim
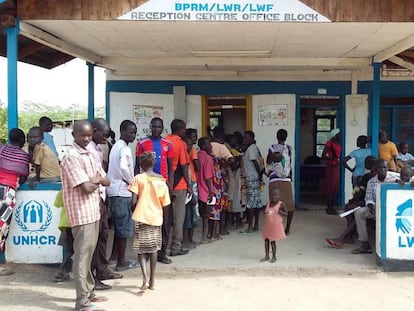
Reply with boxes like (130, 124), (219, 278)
(294, 95), (300, 207)
(371, 63), (381, 157)
(379, 183), (390, 259)
(87, 62), (95, 122)
(5, 21), (19, 132)
(105, 81), (110, 124)
(19, 183), (62, 191)
(107, 80), (353, 95)
(378, 183), (414, 260)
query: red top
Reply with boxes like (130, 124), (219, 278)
(165, 134), (189, 190)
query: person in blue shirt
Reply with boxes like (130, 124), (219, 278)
(39, 116), (60, 160)
(342, 135), (372, 189)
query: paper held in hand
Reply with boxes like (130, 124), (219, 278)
(339, 206), (362, 218)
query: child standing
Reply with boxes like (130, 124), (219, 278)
(196, 137), (215, 243)
(261, 187), (287, 263)
(182, 136), (199, 249)
(53, 190), (74, 282)
(128, 152), (171, 290)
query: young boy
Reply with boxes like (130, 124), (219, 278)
(183, 136), (199, 249)
(27, 126), (61, 188)
(196, 137), (215, 243)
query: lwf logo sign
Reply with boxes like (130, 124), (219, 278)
(395, 199), (414, 248)
(13, 200), (56, 245)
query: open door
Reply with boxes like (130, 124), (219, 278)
(202, 95), (252, 136)
(299, 97), (340, 208)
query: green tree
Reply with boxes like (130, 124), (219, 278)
(0, 101), (105, 143)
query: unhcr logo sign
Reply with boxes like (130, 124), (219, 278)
(13, 200), (56, 246)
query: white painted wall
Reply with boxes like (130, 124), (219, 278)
(109, 92), (202, 163)
(344, 94), (369, 203)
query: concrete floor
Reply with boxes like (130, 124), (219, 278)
(119, 208), (379, 274)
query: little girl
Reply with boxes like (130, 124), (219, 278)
(128, 152), (171, 290)
(261, 187), (287, 263)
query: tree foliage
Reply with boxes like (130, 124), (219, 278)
(0, 101), (105, 143)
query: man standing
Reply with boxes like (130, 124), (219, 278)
(165, 119), (191, 256)
(88, 118), (122, 290)
(60, 120), (110, 311)
(107, 120), (138, 271)
(39, 116), (60, 159)
(135, 117), (174, 264)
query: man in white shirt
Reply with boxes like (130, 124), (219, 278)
(107, 120), (138, 271)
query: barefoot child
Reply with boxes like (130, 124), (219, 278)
(261, 187), (287, 263)
(196, 137), (215, 243)
(128, 152), (171, 290)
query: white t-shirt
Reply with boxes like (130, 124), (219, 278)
(107, 139), (134, 197)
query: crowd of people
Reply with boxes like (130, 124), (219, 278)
(0, 116), (294, 311)
(2, 114), (413, 310)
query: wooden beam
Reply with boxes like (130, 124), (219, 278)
(300, 0), (414, 22)
(19, 41), (43, 58)
(17, 0), (147, 20)
(388, 56), (414, 71)
(374, 34), (414, 62)
(19, 21), (102, 64)
(400, 50), (414, 58)
(0, 13), (15, 27)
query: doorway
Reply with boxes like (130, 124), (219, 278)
(299, 97), (340, 208)
(201, 95), (252, 137)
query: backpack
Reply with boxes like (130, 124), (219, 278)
(268, 144), (292, 178)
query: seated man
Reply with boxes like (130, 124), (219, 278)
(351, 160), (410, 254)
(326, 155), (377, 248)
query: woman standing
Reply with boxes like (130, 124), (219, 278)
(321, 128), (341, 215)
(242, 131), (263, 232)
(266, 129), (294, 234)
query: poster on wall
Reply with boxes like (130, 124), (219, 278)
(258, 104), (288, 126)
(133, 105), (167, 139)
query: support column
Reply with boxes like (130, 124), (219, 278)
(87, 62), (95, 122)
(1, 21), (19, 265)
(371, 62), (381, 157)
(5, 22), (19, 131)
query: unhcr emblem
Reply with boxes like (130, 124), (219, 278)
(13, 200), (56, 246)
(15, 200), (52, 233)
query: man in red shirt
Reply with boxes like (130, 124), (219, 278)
(135, 117), (174, 264)
(165, 119), (191, 256)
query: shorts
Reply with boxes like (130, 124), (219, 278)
(109, 196), (133, 238)
(198, 200), (210, 219)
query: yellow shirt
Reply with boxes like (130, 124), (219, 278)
(33, 143), (60, 178)
(378, 141), (398, 171)
(129, 172), (171, 226)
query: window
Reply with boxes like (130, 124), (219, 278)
(314, 109), (337, 157)
(380, 105), (414, 152)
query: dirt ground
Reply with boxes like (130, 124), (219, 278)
(0, 262), (413, 311)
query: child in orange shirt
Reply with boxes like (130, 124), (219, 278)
(128, 152), (171, 290)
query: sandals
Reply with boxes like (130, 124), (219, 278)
(326, 238), (343, 249)
(351, 247), (373, 254)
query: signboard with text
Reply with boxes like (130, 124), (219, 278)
(6, 190), (62, 264)
(118, 0), (331, 22)
(384, 189), (414, 260)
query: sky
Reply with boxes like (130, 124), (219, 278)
(0, 57), (106, 109)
